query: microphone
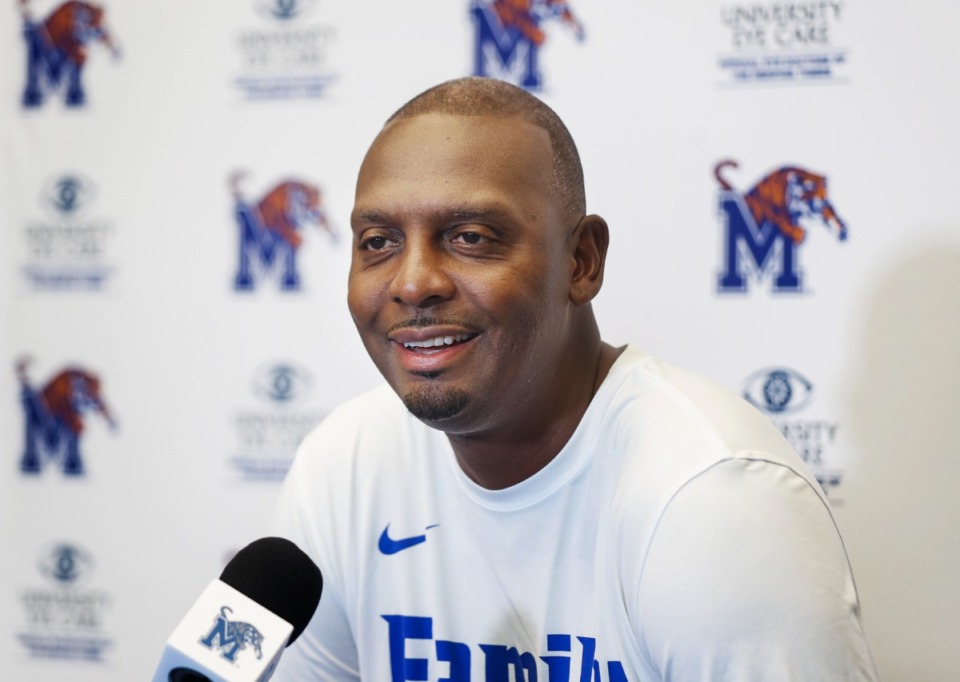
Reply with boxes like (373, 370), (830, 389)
(152, 537), (322, 682)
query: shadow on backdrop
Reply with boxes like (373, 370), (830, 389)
(844, 241), (960, 682)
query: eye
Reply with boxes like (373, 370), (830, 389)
(358, 233), (398, 251)
(742, 368), (813, 414)
(453, 231), (485, 245)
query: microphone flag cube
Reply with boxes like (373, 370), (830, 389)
(152, 579), (294, 682)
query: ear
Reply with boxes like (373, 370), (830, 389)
(568, 214), (609, 306)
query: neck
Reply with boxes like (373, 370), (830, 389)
(448, 332), (623, 490)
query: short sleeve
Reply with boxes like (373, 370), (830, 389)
(637, 457), (879, 682)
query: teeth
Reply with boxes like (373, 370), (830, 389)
(403, 333), (472, 349)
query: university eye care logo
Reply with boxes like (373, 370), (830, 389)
(20, 173), (118, 291)
(229, 361), (326, 482)
(714, 160), (847, 294)
(20, 0), (120, 108)
(743, 367), (844, 494)
(716, 2), (849, 85)
(16, 356), (117, 477)
(18, 542), (114, 662)
(470, 0), (585, 91)
(233, 0), (337, 100)
(231, 171), (336, 292)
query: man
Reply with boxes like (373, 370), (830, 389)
(272, 77), (878, 681)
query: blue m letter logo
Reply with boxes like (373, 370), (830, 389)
(22, 21), (87, 107)
(20, 387), (84, 475)
(234, 202), (301, 291)
(470, 3), (542, 90)
(716, 192), (802, 293)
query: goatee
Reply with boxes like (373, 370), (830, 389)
(403, 385), (469, 423)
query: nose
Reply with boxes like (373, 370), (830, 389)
(387, 236), (456, 308)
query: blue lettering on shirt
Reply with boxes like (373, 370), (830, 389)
(382, 615), (629, 682)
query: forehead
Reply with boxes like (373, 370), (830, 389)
(353, 114), (556, 221)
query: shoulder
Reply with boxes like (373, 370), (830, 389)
(614, 348), (796, 459)
(634, 456), (877, 679)
(603, 348), (813, 488)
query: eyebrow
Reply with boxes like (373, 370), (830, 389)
(351, 205), (514, 228)
(352, 210), (390, 226)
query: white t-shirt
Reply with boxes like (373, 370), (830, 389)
(271, 346), (878, 681)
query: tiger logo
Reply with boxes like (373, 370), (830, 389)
(20, 0), (120, 107)
(199, 606), (265, 662)
(17, 356), (116, 475)
(714, 159), (847, 244)
(471, 0), (584, 90)
(490, 0), (584, 46)
(231, 171), (336, 291)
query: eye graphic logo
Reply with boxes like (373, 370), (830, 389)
(18, 540), (114, 662)
(255, 0), (318, 22)
(742, 367), (813, 415)
(23, 172), (115, 291)
(16, 356), (117, 476)
(742, 367), (843, 493)
(42, 174), (94, 215)
(715, 160), (847, 293)
(231, 360), (324, 482)
(251, 362), (312, 404)
(38, 542), (94, 585)
(470, 0), (585, 90)
(231, 172), (336, 292)
(20, 0), (120, 108)
(199, 606), (265, 663)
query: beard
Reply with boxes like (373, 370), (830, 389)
(402, 383), (469, 423)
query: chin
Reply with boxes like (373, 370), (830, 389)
(401, 384), (470, 424)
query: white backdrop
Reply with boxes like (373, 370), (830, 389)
(2, 1), (959, 680)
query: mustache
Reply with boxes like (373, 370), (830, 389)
(386, 316), (474, 333)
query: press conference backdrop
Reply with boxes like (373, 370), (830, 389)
(1, 1), (958, 680)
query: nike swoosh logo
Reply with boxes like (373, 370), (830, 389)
(378, 524), (438, 555)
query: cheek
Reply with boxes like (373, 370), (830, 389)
(346, 271), (382, 326)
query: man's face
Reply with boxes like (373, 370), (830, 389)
(348, 114), (576, 435)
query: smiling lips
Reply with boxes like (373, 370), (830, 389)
(390, 330), (479, 373)
(402, 332), (474, 350)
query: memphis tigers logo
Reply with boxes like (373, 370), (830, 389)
(470, 0), (584, 90)
(199, 606), (265, 663)
(19, 0), (120, 108)
(231, 172), (336, 291)
(16, 356), (116, 476)
(715, 160), (847, 293)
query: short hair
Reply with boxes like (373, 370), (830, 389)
(386, 77), (586, 222)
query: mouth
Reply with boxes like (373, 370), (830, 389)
(388, 327), (480, 374)
(400, 332), (477, 353)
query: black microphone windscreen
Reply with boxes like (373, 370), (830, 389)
(168, 668), (213, 682)
(219, 537), (322, 645)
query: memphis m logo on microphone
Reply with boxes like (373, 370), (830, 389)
(199, 606), (265, 663)
(469, 0), (585, 91)
(19, 0), (121, 108)
(714, 160), (848, 294)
